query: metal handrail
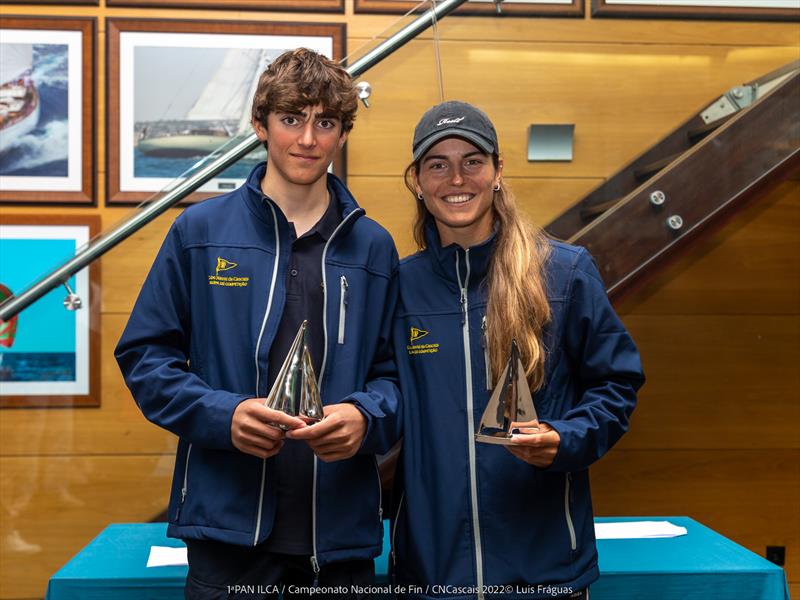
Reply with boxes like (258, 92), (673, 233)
(0, 0), (467, 321)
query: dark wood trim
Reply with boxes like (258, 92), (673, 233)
(0, 214), (101, 409)
(592, 0), (800, 22)
(0, 16), (96, 205)
(354, 0), (584, 17)
(106, 18), (347, 206)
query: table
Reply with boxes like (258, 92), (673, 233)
(46, 517), (789, 599)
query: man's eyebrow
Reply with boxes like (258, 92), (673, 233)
(314, 111), (340, 120)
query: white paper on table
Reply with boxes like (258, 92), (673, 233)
(146, 545), (188, 567)
(594, 521), (688, 540)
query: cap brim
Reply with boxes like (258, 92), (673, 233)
(413, 130), (495, 162)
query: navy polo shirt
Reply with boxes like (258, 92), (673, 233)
(262, 187), (341, 555)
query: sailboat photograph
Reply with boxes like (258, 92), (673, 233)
(0, 44), (40, 156)
(0, 40), (71, 179)
(133, 46), (271, 181)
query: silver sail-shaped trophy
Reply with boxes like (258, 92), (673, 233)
(264, 320), (324, 429)
(475, 339), (539, 445)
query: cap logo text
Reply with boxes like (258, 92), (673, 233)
(437, 117), (465, 126)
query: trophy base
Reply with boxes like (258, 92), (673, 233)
(475, 433), (515, 445)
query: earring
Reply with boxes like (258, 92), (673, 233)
(493, 182), (501, 192)
(417, 193), (424, 200)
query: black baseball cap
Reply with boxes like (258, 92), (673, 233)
(412, 100), (499, 162)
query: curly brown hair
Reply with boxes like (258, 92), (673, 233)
(251, 48), (358, 138)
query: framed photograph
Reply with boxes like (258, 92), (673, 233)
(592, 0), (799, 21)
(106, 0), (342, 11)
(106, 19), (346, 205)
(0, 16), (95, 204)
(354, 0), (583, 16)
(5, 0), (98, 5)
(0, 215), (101, 408)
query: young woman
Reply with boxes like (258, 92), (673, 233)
(391, 101), (645, 599)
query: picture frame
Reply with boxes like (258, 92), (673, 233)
(5, 0), (98, 5)
(353, 0), (584, 16)
(106, 0), (342, 11)
(106, 19), (346, 205)
(0, 214), (101, 408)
(0, 16), (96, 204)
(591, 0), (800, 21)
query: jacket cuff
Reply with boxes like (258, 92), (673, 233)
(343, 393), (386, 454)
(539, 419), (577, 472)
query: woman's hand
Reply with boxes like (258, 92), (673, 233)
(505, 421), (560, 468)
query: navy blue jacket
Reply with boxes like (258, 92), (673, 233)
(116, 163), (401, 569)
(391, 223), (644, 599)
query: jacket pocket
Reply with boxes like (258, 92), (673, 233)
(176, 442), (192, 522)
(391, 491), (405, 570)
(338, 275), (348, 345)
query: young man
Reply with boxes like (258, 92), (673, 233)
(116, 48), (400, 599)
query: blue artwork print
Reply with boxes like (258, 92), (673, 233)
(0, 43), (69, 177)
(0, 238), (76, 383)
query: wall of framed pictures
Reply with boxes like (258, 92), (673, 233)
(0, 1), (798, 599)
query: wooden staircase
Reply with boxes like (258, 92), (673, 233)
(545, 61), (800, 302)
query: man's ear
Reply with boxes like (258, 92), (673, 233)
(337, 130), (349, 150)
(253, 120), (268, 143)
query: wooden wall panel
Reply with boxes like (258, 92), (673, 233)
(0, 315), (175, 457)
(0, 455), (173, 599)
(617, 315), (800, 451)
(591, 450), (800, 583)
(349, 40), (799, 178)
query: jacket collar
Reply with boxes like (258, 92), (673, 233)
(423, 217), (497, 288)
(243, 162), (364, 237)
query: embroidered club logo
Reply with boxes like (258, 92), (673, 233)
(209, 256), (249, 288)
(410, 327), (428, 343)
(407, 326), (439, 356)
(216, 257), (237, 276)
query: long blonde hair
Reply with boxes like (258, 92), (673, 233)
(404, 161), (552, 390)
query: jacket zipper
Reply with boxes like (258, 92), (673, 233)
(338, 275), (348, 344)
(252, 201), (281, 546)
(481, 315), (491, 391)
(456, 250), (485, 600)
(312, 208), (364, 576)
(390, 491), (405, 568)
(564, 473), (577, 551)
(177, 442), (192, 521)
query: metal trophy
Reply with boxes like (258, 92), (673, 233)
(475, 339), (539, 445)
(264, 320), (324, 429)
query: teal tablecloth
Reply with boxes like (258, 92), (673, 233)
(46, 517), (788, 599)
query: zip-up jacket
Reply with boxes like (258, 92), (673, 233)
(115, 163), (401, 569)
(391, 222), (644, 599)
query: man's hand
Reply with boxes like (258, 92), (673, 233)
(231, 399), (307, 459)
(506, 421), (560, 468)
(286, 403), (367, 462)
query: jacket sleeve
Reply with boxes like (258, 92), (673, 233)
(114, 220), (249, 450)
(542, 248), (645, 472)
(343, 257), (403, 456)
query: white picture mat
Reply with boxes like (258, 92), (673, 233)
(0, 224), (90, 396)
(0, 29), (83, 192)
(118, 31), (334, 194)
